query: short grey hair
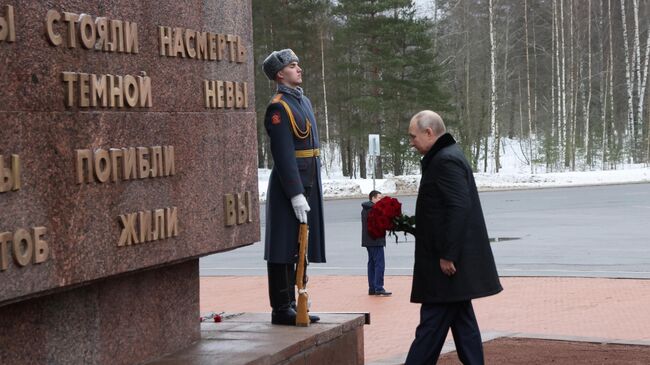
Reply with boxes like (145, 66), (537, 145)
(412, 110), (446, 136)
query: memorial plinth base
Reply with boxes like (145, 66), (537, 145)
(0, 260), (200, 365)
(146, 313), (367, 365)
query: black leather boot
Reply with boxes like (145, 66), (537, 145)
(271, 305), (298, 325)
(290, 301), (320, 323)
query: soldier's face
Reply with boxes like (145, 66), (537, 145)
(278, 62), (302, 87)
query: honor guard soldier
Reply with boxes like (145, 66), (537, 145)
(262, 49), (325, 325)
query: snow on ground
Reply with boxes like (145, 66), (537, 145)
(258, 166), (650, 202)
(257, 138), (650, 202)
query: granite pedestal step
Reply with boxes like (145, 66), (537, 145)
(146, 313), (367, 365)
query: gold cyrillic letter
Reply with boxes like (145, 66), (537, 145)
(124, 21), (138, 53)
(196, 32), (208, 60)
(33, 227), (49, 264)
(137, 74), (152, 107)
(137, 147), (150, 178)
(123, 75), (139, 107)
(165, 207), (178, 238)
(79, 14), (96, 49)
(109, 74), (123, 108)
(163, 146), (175, 176)
(225, 81), (234, 108)
(0, 232), (10, 270)
(109, 19), (124, 52)
(138, 210), (152, 243)
(90, 73), (108, 107)
(45, 9), (62, 46)
(224, 194), (236, 226)
(118, 213), (138, 246)
(62, 72), (78, 107)
(95, 17), (108, 51)
(93, 148), (111, 183)
(236, 193), (247, 224)
(78, 72), (90, 107)
(153, 209), (165, 240)
(62, 12), (79, 48)
(75, 149), (93, 184)
(159, 26), (172, 56)
(12, 229), (33, 267)
(204, 80), (216, 108)
(122, 147), (137, 180)
(150, 146), (163, 178)
(109, 148), (123, 182)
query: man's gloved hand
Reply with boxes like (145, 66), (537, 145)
(290, 194), (310, 223)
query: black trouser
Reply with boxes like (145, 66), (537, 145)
(267, 262), (296, 311)
(405, 301), (484, 365)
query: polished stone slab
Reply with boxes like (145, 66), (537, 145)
(147, 313), (367, 365)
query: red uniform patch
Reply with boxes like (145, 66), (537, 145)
(271, 112), (281, 125)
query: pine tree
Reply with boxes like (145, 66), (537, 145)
(332, 0), (449, 177)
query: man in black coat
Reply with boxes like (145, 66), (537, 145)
(405, 111), (502, 364)
(361, 190), (392, 296)
(262, 49), (325, 325)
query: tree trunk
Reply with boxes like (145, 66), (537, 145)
(552, 0), (558, 170)
(621, 0), (636, 162)
(320, 30), (330, 143)
(585, 0), (593, 167)
(609, 0), (616, 168)
(635, 1), (650, 163)
(524, 0), (535, 172)
(560, 0), (567, 168)
(633, 0), (643, 160)
(568, 0), (576, 170)
(489, 0), (499, 172)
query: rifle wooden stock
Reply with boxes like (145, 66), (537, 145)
(295, 223), (309, 327)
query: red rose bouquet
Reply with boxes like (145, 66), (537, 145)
(367, 196), (416, 240)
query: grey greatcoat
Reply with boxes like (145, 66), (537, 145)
(263, 86), (326, 264)
(410, 133), (502, 303)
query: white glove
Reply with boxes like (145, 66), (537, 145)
(291, 194), (311, 224)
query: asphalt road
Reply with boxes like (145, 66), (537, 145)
(200, 183), (650, 278)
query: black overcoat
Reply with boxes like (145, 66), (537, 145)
(410, 133), (502, 303)
(263, 89), (326, 264)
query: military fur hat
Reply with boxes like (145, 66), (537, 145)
(262, 49), (299, 80)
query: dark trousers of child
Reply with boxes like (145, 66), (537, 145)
(366, 246), (385, 292)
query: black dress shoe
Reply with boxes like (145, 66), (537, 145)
(271, 308), (297, 326)
(368, 289), (376, 295)
(308, 314), (320, 323)
(272, 308), (320, 325)
(290, 301), (320, 323)
(374, 289), (392, 296)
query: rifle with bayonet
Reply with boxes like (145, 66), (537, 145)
(295, 223), (310, 326)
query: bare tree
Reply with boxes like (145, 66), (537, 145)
(489, 0), (499, 172)
(621, 0), (636, 161)
(524, 0), (535, 173)
(583, 0), (592, 166)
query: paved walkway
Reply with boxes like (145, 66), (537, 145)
(200, 276), (650, 363)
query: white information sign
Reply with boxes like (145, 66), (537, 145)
(368, 134), (380, 156)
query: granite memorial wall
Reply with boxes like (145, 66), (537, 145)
(0, 1), (258, 363)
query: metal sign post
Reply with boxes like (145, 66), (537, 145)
(368, 134), (380, 190)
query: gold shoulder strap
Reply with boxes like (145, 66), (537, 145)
(272, 94), (311, 140)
